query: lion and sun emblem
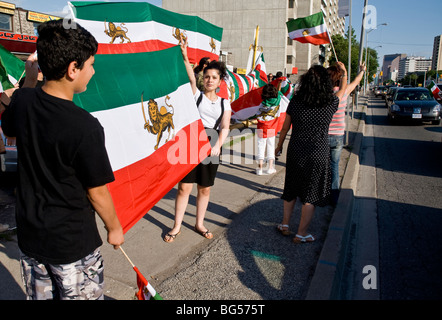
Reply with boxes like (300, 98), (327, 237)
(141, 94), (175, 150)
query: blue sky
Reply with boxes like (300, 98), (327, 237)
(9, 0), (439, 68)
(349, 0), (438, 67)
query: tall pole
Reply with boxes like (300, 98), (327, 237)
(355, 0), (368, 109)
(345, 0), (352, 145)
(252, 26), (259, 70)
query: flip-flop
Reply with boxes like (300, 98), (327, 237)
(163, 231), (181, 243)
(194, 227), (213, 239)
(293, 234), (315, 244)
(276, 224), (290, 236)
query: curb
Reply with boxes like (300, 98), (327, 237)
(306, 96), (368, 300)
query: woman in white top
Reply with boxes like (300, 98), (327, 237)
(164, 37), (231, 243)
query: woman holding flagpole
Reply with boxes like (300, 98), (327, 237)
(164, 36), (231, 243)
(275, 61), (347, 243)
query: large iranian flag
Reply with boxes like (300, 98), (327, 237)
(286, 12), (330, 45)
(69, 1), (223, 64)
(73, 46), (210, 233)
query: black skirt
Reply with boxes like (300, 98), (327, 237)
(181, 128), (220, 187)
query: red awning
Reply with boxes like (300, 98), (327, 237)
(0, 32), (37, 54)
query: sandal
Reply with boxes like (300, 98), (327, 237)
(163, 231), (181, 243)
(293, 234), (315, 244)
(277, 224), (290, 236)
(194, 227), (213, 239)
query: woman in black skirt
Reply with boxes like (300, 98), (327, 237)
(275, 62), (347, 244)
(164, 37), (231, 243)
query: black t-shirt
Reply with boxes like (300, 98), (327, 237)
(2, 87), (115, 264)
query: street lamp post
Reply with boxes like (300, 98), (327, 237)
(365, 45), (382, 92)
(363, 23), (387, 95)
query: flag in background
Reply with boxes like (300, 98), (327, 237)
(218, 53), (268, 103)
(250, 52), (268, 88)
(218, 69), (255, 102)
(230, 80), (289, 136)
(273, 76), (295, 100)
(0, 44), (25, 92)
(429, 80), (442, 100)
(69, 1), (223, 64)
(73, 46), (211, 234)
(286, 12), (330, 45)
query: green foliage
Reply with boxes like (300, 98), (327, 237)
(327, 27), (379, 84)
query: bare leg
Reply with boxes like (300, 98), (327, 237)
(297, 203), (315, 236)
(195, 185), (213, 238)
(169, 182), (193, 235)
(268, 159), (274, 170)
(282, 199), (296, 225)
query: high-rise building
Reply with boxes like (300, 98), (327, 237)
(398, 56), (432, 80)
(381, 54), (406, 83)
(162, 0), (346, 81)
(432, 35), (442, 71)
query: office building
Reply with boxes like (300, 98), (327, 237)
(398, 56), (432, 80)
(432, 35), (442, 71)
(162, 0), (346, 81)
(381, 53), (406, 83)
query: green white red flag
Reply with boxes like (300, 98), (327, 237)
(135, 266), (163, 300)
(250, 52), (268, 88)
(0, 44), (25, 92)
(429, 81), (442, 100)
(69, 1), (223, 65)
(218, 69), (255, 102)
(286, 12), (330, 45)
(218, 53), (268, 102)
(230, 80), (289, 137)
(73, 46), (211, 234)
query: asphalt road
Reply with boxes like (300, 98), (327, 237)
(365, 96), (442, 299)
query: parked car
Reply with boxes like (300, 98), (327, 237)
(385, 87), (398, 107)
(388, 88), (441, 125)
(0, 121), (17, 173)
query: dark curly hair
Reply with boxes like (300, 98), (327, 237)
(37, 19), (98, 81)
(194, 57), (210, 74)
(261, 84), (278, 101)
(204, 60), (227, 81)
(295, 65), (334, 108)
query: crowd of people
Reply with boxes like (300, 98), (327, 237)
(0, 18), (365, 300)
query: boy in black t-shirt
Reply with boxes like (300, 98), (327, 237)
(1, 19), (124, 300)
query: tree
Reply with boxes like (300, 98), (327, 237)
(328, 27), (379, 85)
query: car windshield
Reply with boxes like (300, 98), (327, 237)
(394, 91), (434, 101)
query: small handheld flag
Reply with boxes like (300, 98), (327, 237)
(119, 247), (163, 300)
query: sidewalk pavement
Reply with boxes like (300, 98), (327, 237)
(0, 95), (368, 300)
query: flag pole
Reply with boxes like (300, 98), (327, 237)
(327, 31), (339, 62)
(119, 246), (163, 300)
(252, 25), (259, 70)
(119, 246), (135, 268)
(15, 69), (26, 86)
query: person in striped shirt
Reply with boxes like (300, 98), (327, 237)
(327, 63), (366, 205)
